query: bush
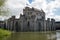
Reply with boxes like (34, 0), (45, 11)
(0, 29), (11, 40)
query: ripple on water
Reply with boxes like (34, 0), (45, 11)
(56, 31), (60, 40)
(5, 32), (57, 40)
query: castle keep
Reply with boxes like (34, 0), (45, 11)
(0, 7), (56, 32)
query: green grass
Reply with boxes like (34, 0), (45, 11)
(0, 29), (11, 40)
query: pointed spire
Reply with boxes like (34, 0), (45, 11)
(25, 2), (31, 7)
(26, 3), (29, 6)
(41, 9), (43, 12)
(40, 9), (45, 13)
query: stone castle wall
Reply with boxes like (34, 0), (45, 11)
(0, 7), (56, 32)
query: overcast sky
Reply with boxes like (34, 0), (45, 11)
(0, 0), (60, 21)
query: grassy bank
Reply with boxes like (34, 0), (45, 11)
(0, 29), (11, 40)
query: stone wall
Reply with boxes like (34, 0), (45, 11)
(55, 22), (60, 30)
(51, 19), (56, 31)
(0, 7), (56, 32)
(0, 21), (5, 29)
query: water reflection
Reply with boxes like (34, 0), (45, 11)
(5, 32), (57, 40)
(56, 31), (60, 40)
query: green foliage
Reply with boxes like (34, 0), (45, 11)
(0, 0), (5, 6)
(0, 7), (9, 16)
(0, 0), (9, 16)
(0, 29), (11, 40)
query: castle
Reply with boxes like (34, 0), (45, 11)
(0, 7), (56, 32)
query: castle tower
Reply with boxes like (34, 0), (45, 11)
(51, 18), (56, 31)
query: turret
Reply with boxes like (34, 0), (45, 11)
(51, 18), (55, 31)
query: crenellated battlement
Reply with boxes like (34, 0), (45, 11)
(0, 7), (57, 32)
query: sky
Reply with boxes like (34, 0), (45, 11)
(0, 0), (60, 21)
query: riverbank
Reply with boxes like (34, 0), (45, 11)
(0, 29), (11, 40)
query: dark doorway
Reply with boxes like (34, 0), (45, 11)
(38, 22), (41, 31)
(15, 22), (19, 32)
(27, 21), (30, 31)
(4, 23), (6, 29)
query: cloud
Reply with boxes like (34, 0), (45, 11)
(1, 0), (60, 21)
(4, 0), (28, 18)
(30, 0), (60, 21)
(0, 16), (8, 21)
(6, 0), (26, 8)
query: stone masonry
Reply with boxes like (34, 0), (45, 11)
(0, 7), (56, 32)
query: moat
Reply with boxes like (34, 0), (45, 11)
(0, 7), (60, 40)
(4, 30), (60, 40)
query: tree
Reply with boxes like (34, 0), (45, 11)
(0, 0), (9, 16)
(0, 0), (5, 6)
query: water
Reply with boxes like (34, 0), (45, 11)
(56, 31), (60, 40)
(5, 31), (60, 40)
